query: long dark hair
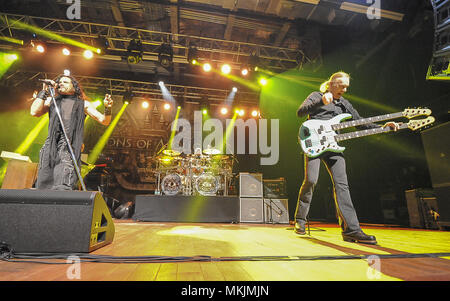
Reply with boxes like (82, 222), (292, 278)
(54, 74), (87, 100)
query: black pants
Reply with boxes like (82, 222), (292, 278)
(36, 137), (79, 190)
(295, 152), (361, 234)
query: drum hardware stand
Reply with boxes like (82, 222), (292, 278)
(266, 199), (284, 224)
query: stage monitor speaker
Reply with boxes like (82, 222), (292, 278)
(239, 173), (263, 197)
(240, 197), (263, 223)
(0, 189), (115, 253)
(405, 189), (440, 229)
(263, 199), (289, 224)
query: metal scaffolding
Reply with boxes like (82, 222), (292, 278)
(0, 12), (308, 71)
(2, 70), (260, 105)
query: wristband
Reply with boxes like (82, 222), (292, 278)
(104, 106), (112, 115)
(37, 90), (48, 99)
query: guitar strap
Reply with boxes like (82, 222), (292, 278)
(334, 99), (351, 114)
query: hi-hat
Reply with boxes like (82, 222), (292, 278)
(163, 149), (181, 156)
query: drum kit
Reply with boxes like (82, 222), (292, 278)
(155, 147), (235, 196)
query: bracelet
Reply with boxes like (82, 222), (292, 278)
(36, 90), (48, 99)
(104, 107), (112, 115)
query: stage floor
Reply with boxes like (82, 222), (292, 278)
(1, 220), (450, 281)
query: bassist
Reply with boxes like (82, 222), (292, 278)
(294, 71), (398, 244)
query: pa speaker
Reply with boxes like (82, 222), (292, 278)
(239, 173), (263, 197)
(240, 197), (263, 223)
(264, 199), (289, 224)
(426, 0), (450, 80)
(0, 189), (115, 253)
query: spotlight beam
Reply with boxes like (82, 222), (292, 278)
(1, 15), (100, 53)
(167, 106), (182, 151)
(159, 81), (176, 103)
(83, 103), (128, 177)
(0, 52), (19, 79)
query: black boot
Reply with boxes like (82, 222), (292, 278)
(294, 220), (306, 235)
(342, 231), (377, 245)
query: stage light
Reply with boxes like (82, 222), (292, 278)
(221, 64), (231, 74)
(203, 63), (212, 72)
(142, 101), (149, 109)
(63, 69), (71, 76)
(202, 109), (208, 115)
(258, 77), (268, 86)
(232, 87), (238, 92)
(235, 108), (244, 116)
(249, 52), (260, 71)
(96, 36), (110, 54)
(164, 103), (171, 110)
(251, 110), (259, 117)
(159, 81), (164, 86)
(158, 43), (173, 68)
(83, 49), (94, 59)
(62, 48), (71, 56)
(123, 88), (134, 104)
(36, 44), (45, 53)
(241, 68), (249, 76)
(187, 46), (199, 64)
(127, 39), (143, 64)
(220, 107), (228, 115)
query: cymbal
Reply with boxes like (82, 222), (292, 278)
(163, 149), (181, 156)
(203, 148), (221, 155)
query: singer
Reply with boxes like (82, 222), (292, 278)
(30, 74), (113, 190)
(294, 71), (399, 244)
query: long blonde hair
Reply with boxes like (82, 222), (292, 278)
(319, 71), (350, 93)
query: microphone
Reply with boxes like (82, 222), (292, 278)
(38, 79), (58, 86)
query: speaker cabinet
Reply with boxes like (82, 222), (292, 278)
(405, 189), (440, 229)
(0, 189), (115, 253)
(239, 173), (263, 197)
(264, 199), (289, 224)
(421, 121), (450, 227)
(240, 197), (263, 223)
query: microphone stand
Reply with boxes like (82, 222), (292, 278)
(47, 85), (87, 191)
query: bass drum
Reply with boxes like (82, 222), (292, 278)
(195, 172), (219, 196)
(161, 173), (182, 195)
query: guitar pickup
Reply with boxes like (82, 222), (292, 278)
(317, 125), (324, 134)
(305, 139), (312, 147)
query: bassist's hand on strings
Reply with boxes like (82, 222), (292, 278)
(383, 121), (400, 131)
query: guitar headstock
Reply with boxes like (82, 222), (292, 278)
(407, 116), (435, 131)
(402, 108), (432, 119)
